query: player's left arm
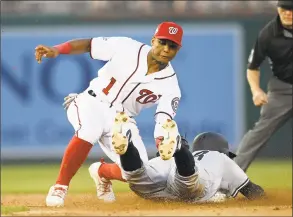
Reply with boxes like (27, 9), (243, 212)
(153, 84), (181, 146)
(154, 94), (180, 124)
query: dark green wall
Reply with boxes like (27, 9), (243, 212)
(239, 17), (292, 158)
(3, 15), (291, 158)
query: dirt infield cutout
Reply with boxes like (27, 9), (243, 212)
(1, 189), (292, 216)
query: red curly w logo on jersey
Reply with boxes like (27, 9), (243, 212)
(136, 89), (162, 104)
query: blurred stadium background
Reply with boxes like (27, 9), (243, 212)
(1, 0), (291, 164)
(1, 3), (292, 215)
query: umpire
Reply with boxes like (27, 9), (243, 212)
(234, 0), (293, 171)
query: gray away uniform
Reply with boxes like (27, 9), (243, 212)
(122, 150), (249, 202)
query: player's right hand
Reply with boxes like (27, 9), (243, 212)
(252, 89), (268, 107)
(35, 45), (59, 64)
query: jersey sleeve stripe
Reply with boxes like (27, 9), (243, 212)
(154, 111), (173, 120)
(231, 178), (250, 198)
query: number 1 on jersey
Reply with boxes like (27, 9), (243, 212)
(102, 77), (116, 95)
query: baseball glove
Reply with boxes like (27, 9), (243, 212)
(62, 93), (78, 110)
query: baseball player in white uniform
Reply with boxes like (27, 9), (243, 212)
(88, 115), (265, 203)
(34, 21), (183, 207)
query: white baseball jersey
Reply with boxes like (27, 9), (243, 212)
(89, 37), (181, 120)
(122, 151), (249, 202)
(66, 36), (181, 168)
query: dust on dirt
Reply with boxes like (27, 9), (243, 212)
(1, 189), (292, 216)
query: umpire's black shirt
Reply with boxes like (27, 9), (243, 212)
(248, 15), (293, 84)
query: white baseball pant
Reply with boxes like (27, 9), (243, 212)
(66, 90), (149, 167)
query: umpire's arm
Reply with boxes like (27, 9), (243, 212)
(247, 29), (269, 93)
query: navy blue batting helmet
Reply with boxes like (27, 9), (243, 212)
(192, 132), (237, 159)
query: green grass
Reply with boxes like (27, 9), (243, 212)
(1, 163), (129, 194)
(246, 160), (292, 189)
(1, 205), (29, 215)
(1, 160), (291, 195)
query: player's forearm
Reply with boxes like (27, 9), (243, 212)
(54, 39), (91, 55)
(247, 69), (261, 93)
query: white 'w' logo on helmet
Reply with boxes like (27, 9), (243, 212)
(169, 27), (178, 34)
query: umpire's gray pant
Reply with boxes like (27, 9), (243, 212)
(234, 76), (292, 171)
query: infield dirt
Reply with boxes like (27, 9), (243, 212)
(1, 189), (292, 216)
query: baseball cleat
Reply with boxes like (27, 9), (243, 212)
(46, 184), (68, 207)
(112, 112), (131, 155)
(158, 119), (181, 160)
(88, 162), (116, 202)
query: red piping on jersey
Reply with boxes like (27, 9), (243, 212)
(154, 111), (173, 120)
(154, 73), (176, 80)
(110, 44), (146, 107)
(121, 83), (141, 104)
(73, 99), (82, 137)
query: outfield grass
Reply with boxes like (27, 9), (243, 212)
(1, 163), (129, 194)
(245, 160), (292, 189)
(1, 160), (292, 195)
